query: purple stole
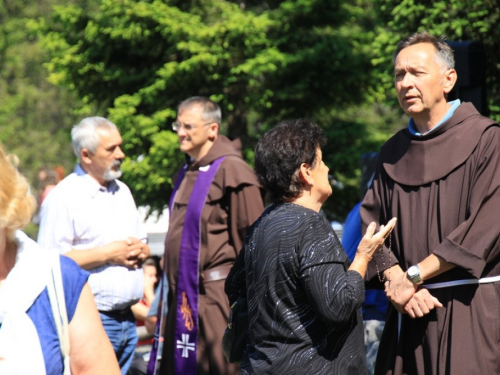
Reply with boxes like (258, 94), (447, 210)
(148, 156), (226, 375)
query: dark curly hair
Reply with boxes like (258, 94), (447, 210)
(254, 119), (326, 203)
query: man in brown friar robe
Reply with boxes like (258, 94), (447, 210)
(159, 96), (265, 374)
(360, 31), (500, 375)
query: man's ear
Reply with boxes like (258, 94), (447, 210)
(208, 122), (219, 141)
(80, 149), (92, 165)
(443, 68), (458, 94)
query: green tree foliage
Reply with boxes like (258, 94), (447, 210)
(370, 0), (500, 121)
(5, 0), (500, 227)
(36, 0), (387, 220)
(0, 0), (82, 199)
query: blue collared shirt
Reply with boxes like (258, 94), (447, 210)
(408, 99), (461, 136)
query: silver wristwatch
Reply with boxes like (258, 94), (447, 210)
(407, 265), (423, 285)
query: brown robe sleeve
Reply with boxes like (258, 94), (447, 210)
(228, 183), (265, 253)
(362, 125), (500, 282)
(433, 126), (500, 278)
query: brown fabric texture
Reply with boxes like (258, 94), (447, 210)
(360, 103), (500, 375)
(161, 135), (265, 375)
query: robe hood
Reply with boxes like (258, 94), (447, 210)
(179, 135), (259, 201)
(188, 135), (243, 168)
(380, 102), (498, 186)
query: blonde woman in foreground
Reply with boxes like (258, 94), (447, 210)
(0, 144), (120, 375)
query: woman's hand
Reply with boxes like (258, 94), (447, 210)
(348, 218), (397, 278)
(356, 218), (397, 262)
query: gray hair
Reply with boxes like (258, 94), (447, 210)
(177, 96), (221, 126)
(393, 30), (455, 73)
(71, 116), (118, 159)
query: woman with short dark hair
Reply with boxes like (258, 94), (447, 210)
(226, 119), (396, 374)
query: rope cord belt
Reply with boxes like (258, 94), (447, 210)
(423, 274), (500, 289)
(397, 274), (500, 342)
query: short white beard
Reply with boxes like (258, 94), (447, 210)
(103, 161), (122, 182)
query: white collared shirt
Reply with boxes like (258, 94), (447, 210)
(37, 164), (145, 311)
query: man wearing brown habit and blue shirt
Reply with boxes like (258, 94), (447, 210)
(361, 31), (500, 375)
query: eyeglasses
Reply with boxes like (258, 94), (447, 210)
(171, 121), (214, 132)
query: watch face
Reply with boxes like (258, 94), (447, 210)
(407, 265), (422, 284)
(408, 266), (418, 277)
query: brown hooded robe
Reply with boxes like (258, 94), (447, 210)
(361, 103), (500, 375)
(161, 135), (265, 375)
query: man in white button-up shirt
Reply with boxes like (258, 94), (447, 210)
(38, 116), (150, 374)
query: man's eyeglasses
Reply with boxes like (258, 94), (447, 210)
(171, 121), (214, 132)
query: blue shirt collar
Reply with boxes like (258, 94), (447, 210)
(408, 99), (461, 136)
